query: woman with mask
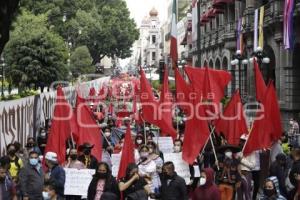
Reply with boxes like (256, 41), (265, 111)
(6, 143), (23, 183)
(216, 145), (241, 200)
(137, 145), (158, 195)
(135, 134), (144, 149)
(119, 163), (150, 200)
(64, 148), (85, 200)
(78, 143), (98, 169)
(192, 168), (221, 200)
(43, 180), (64, 200)
(88, 162), (120, 200)
(147, 142), (163, 196)
(64, 148), (85, 170)
(259, 176), (286, 200)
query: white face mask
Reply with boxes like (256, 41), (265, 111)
(140, 152), (149, 158)
(42, 191), (50, 200)
(174, 146), (181, 153)
(105, 132), (111, 137)
(225, 151), (233, 158)
(136, 139), (143, 144)
(290, 121), (294, 125)
(199, 177), (206, 186)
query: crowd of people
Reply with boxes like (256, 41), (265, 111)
(1, 100), (300, 200)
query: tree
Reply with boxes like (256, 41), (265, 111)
(20, 0), (139, 64)
(70, 46), (93, 78)
(0, 0), (20, 55)
(3, 10), (68, 92)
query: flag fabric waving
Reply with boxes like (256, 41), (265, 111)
(44, 87), (72, 164)
(215, 90), (248, 145)
(170, 0), (178, 68)
(72, 94), (102, 161)
(254, 59), (267, 102)
(117, 125), (135, 180)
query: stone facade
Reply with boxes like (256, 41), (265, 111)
(196, 0), (300, 128)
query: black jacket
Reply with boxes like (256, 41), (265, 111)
(87, 175), (120, 200)
(270, 161), (288, 197)
(159, 172), (188, 200)
(19, 164), (44, 199)
(289, 159), (300, 188)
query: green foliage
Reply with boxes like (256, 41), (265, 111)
(3, 10), (68, 91)
(21, 0), (139, 63)
(70, 46), (93, 78)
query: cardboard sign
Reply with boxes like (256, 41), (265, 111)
(64, 168), (95, 196)
(153, 137), (174, 153)
(163, 153), (191, 184)
(111, 153), (121, 177)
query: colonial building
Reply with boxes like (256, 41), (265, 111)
(191, 0), (300, 126)
(136, 8), (162, 68)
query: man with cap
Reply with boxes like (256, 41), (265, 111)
(45, 152), (65, 198)
(78, 143), (98, 169)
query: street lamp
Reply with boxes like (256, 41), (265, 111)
(1, 56), (5, 98)
(249, 46), (270, 68)
(231, 50), (248, 95)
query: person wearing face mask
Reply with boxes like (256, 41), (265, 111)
(6, 143), (23, 182)
(119, 163), (150, 200)
(24, 137), (42, 161)
(135, 134), (144, 149)
(146, 142), (163, 197)
(216, 145), (241, 200)
(44, 152), (65, 198)
(88, 162), (120, 200)
(138, 145), (158, 194)
(43, 181), (63, 200)
(19, 151), (44, 200)
(192, 168), (221, 200)
(0, 162), (17, 200)
(78, 143), (98, 169)
(259, 176), (286, 200)
(158, 161), (188, 200)
(269, 153), (289, 198)
(64, 148), (85, 169)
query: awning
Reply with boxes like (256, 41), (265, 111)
(212, 0), (233, 7)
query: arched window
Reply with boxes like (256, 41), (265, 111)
(215, 58), (221, 70)
(209, 60), (214, 68)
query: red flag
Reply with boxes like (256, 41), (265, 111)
(139, 67), (160, 125)
(182, 103), (210, 164)
(254, 60), (267, 102)
(73, 95), (102, 161)
(243, 83), (275, 156)
(158, 66), (177, 139)
(98, 86), (107, 101)
(88, 87), (97, 102)
(44, 87), (72, 164)
(185, 66), (231, 103)
(215, 90), (248, 145)
(117, 126), (135, 180)
(265, 82), (282, 141)
(108, 103), (114, 115)
(174, 67), (192, 113)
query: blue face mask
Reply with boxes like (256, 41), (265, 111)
(29, 158), (39, 166)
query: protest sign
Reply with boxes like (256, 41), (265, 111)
(64, 168), (95, 196)
(164, 152), (191, 184)
(153, 137), (174, 153)
(111, 153), (121, 177)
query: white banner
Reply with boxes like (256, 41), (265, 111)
(153, 137), (174, 153)
(164, 153), (191, 184)
(111, 153), (121, 177)
(192, 0), (198, 42)
(64, 168), (95, 196)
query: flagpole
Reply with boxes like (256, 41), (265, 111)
(242, 122), (254, 153)
(70, 132), (75, 149)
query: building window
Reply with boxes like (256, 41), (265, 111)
(152, 35), (156, 44)
(152, 52), (156, 61)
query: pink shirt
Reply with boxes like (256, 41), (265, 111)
(94, 179), (105, 200)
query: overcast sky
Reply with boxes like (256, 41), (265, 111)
(125, 0), (168, 26)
